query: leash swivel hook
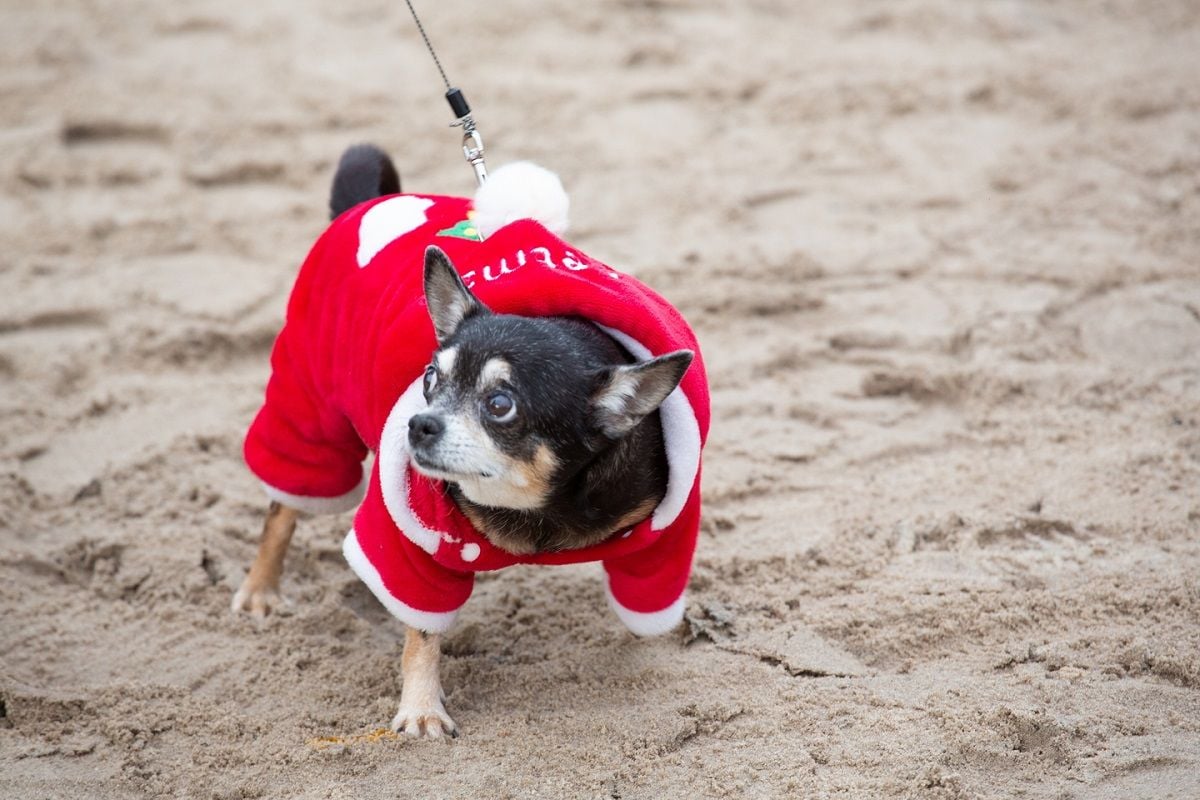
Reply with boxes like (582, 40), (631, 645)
(401, 0), (489, 187)
(446, 87), (488, 187)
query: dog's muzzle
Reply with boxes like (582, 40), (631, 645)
(408, 413), (444, 449)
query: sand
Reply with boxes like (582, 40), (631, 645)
(2, 0), (1199, 797)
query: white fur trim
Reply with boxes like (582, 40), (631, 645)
(260, 471), (367, 515)
(473, 162), (569, 239)
(596, 325), (702, 531)
(343, 528), (459, 632)
(357, 195), (435, 268)
(604, 581), (686, 637)
(377, 377), (443, 554)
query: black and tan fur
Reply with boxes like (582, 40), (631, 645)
(410, 247), (691, 555)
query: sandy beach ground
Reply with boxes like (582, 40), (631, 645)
(2, 1), (1199, 797)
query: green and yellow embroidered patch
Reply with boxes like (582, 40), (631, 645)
(436, 215), (482, 242)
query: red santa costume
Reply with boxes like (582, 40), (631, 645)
(244, 163), (709, 636)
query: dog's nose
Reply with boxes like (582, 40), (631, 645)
(408, 413), (444, 448)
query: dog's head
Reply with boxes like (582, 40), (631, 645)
(407, 246), (692, 512)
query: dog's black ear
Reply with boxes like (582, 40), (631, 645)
(424, 246), (488, 344)
(591, 350), (693, 439)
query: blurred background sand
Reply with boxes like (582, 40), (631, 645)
(2, 1), (1198, 797)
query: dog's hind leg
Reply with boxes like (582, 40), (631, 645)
(231, 501), (299, 617)
(392, 626), (458, 739)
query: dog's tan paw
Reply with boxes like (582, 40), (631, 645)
(391, 700), (458, 740)
(230, 579), (285, 618)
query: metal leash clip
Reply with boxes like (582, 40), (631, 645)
(403, 0), (489, 187)
(447, 88), (488, 186)
(459, 124), (488, 187)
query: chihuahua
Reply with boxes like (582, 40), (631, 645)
(233, 144), (703, 739)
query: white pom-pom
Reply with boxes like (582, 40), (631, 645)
(473, 161), (569, 239)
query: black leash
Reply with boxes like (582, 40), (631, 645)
(403, 0), (488, 186)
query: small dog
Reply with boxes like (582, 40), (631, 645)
(233, 145), (708, 738)
(414, 249), (692, 555)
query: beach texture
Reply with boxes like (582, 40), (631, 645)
(2, 0), (1199, 797)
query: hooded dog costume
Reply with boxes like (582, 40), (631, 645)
(244, 164), (709, 636)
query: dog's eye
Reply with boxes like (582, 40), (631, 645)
(484, 391), (516, 422)
(423, 365), (438, 396)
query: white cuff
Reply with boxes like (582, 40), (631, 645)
(260, 472), (366, 515)
(604, 582), (686, 637)
(342, 528), (459, 633)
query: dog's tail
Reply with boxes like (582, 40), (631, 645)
(329, 144), (401, 220)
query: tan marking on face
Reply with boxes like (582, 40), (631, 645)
(476, 357), (511, 392)
(452, 441), (558, 512)
(509, 442), (558, 498)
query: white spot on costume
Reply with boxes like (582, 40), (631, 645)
(357, 195), (435, 268)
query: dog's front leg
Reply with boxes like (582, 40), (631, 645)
(231, 501), (298, 617)
(392, 626), (457, 739)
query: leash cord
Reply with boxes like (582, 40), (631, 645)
(401, 0), (489, 185)
(403, 0), (452, 91)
